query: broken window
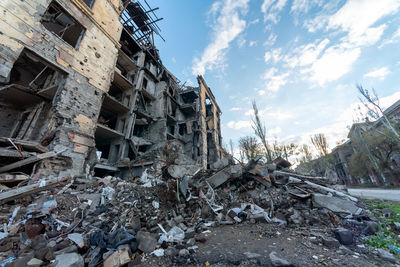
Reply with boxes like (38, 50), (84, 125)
(41, 1), (85, 49)
(178, 123), (187, 136)
(142, 77), (148, 90)
(0, 50), (65, 142)
(82, 0), (95, 8)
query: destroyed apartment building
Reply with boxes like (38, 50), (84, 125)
(0, 0), (223, 178)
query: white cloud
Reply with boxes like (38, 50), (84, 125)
(230, 107), (242, 111)
(227, 120), (252, 130)
(328, 0), (399, 45)
(268, 126), (282, 136)
(284, 38), (329, 68)
(249, 41), (257, 47)
(290, 0), (322, 13)
(171, 57), (176, 63)
(237, 36), (246, 48)
(307, 45), (360, 85)
(262, 67), (289, 92)
(257, 90), (265, 96)
(379, 26), (400, 48)
(363, 66), (391, 79)
(264, 33), (277, 47)
(192, 0), (250, 75)
(264, 48), (282, 63)
(261, 0), (287, 24)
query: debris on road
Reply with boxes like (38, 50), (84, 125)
(0, 155), (395, 266)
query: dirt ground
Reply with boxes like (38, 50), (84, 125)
(136, 222), (394, 267)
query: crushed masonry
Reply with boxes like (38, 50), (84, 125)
(0, 154), (397, 266)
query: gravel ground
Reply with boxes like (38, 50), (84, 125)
(135, 222), (396, 266)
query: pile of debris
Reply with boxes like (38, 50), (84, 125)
(0, 155), (389, 266)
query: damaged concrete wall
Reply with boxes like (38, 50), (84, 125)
(0, 0), (122, 177)
(0, 0), (223, 179)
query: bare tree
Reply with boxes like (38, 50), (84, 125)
(238, 136), (263, 161)
(357, 84), (400, 140)
(251, 101), (273, 162)
(311, 133), (329, 157)
(229, 139), (234, 157)
(299, 144), (313, 162)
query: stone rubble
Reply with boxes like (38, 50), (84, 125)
(0, 156), (398, 266)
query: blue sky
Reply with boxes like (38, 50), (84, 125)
(150, 0), (400, 156)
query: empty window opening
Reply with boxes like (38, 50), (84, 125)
(178, 123), (186, 136)
(4, 50), (66, 94)
(41, 1), (86, 48)
(133, 125), (146, 137)
(142, 78), (148, 89)
(205, 96), (213, 117)
(82, 0), (95, 8)
(98, 109), (118, 131)
(108, 83), (124, 102)
(168, 125), (175, 135)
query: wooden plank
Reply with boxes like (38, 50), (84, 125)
(0, 149), (66, 173)
(0, 138), (48, 153)
(0, 176), (69, 204)
(0, 147), (36, 158)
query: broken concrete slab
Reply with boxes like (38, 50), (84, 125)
(136, 231), (157, 253)
(210, 157), (229, 170)
(206, 164), (243, 188)
(52, 252), (84, 267)
(312, 193), (360, 214)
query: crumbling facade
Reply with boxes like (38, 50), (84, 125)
(0, 0), (222, 178)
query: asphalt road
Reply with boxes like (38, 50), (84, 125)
(348, 188), (400, 201)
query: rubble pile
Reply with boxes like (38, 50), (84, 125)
(0, 155), (386, 266)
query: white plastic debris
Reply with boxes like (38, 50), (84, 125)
(41, 199), (57, 215)
(68, 233), (84, 248)
(101, 186), (115, 204)
(0, 232), (8, 240)
(151, 248), (164, 257)
(152, 201), (159, 209)
(158, 225), (185, 243)
(39, 179), (46, 187)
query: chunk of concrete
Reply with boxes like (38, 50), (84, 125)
(67, 233), (84, 248)
(104, 244), (131, 267)
(377, 248), (398, 263)
(269, 251), (291, 266)
(52, 253), (84, 267)
(206, 165), (242, 188)
(312, 194), (359, 214)
(333, 228), (353, 245)
(136, 231), (157, 253)
(211, 157), (229, 170)
(167, 164), (199, 179)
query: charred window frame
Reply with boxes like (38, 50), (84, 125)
(41, 1), (86, 49)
